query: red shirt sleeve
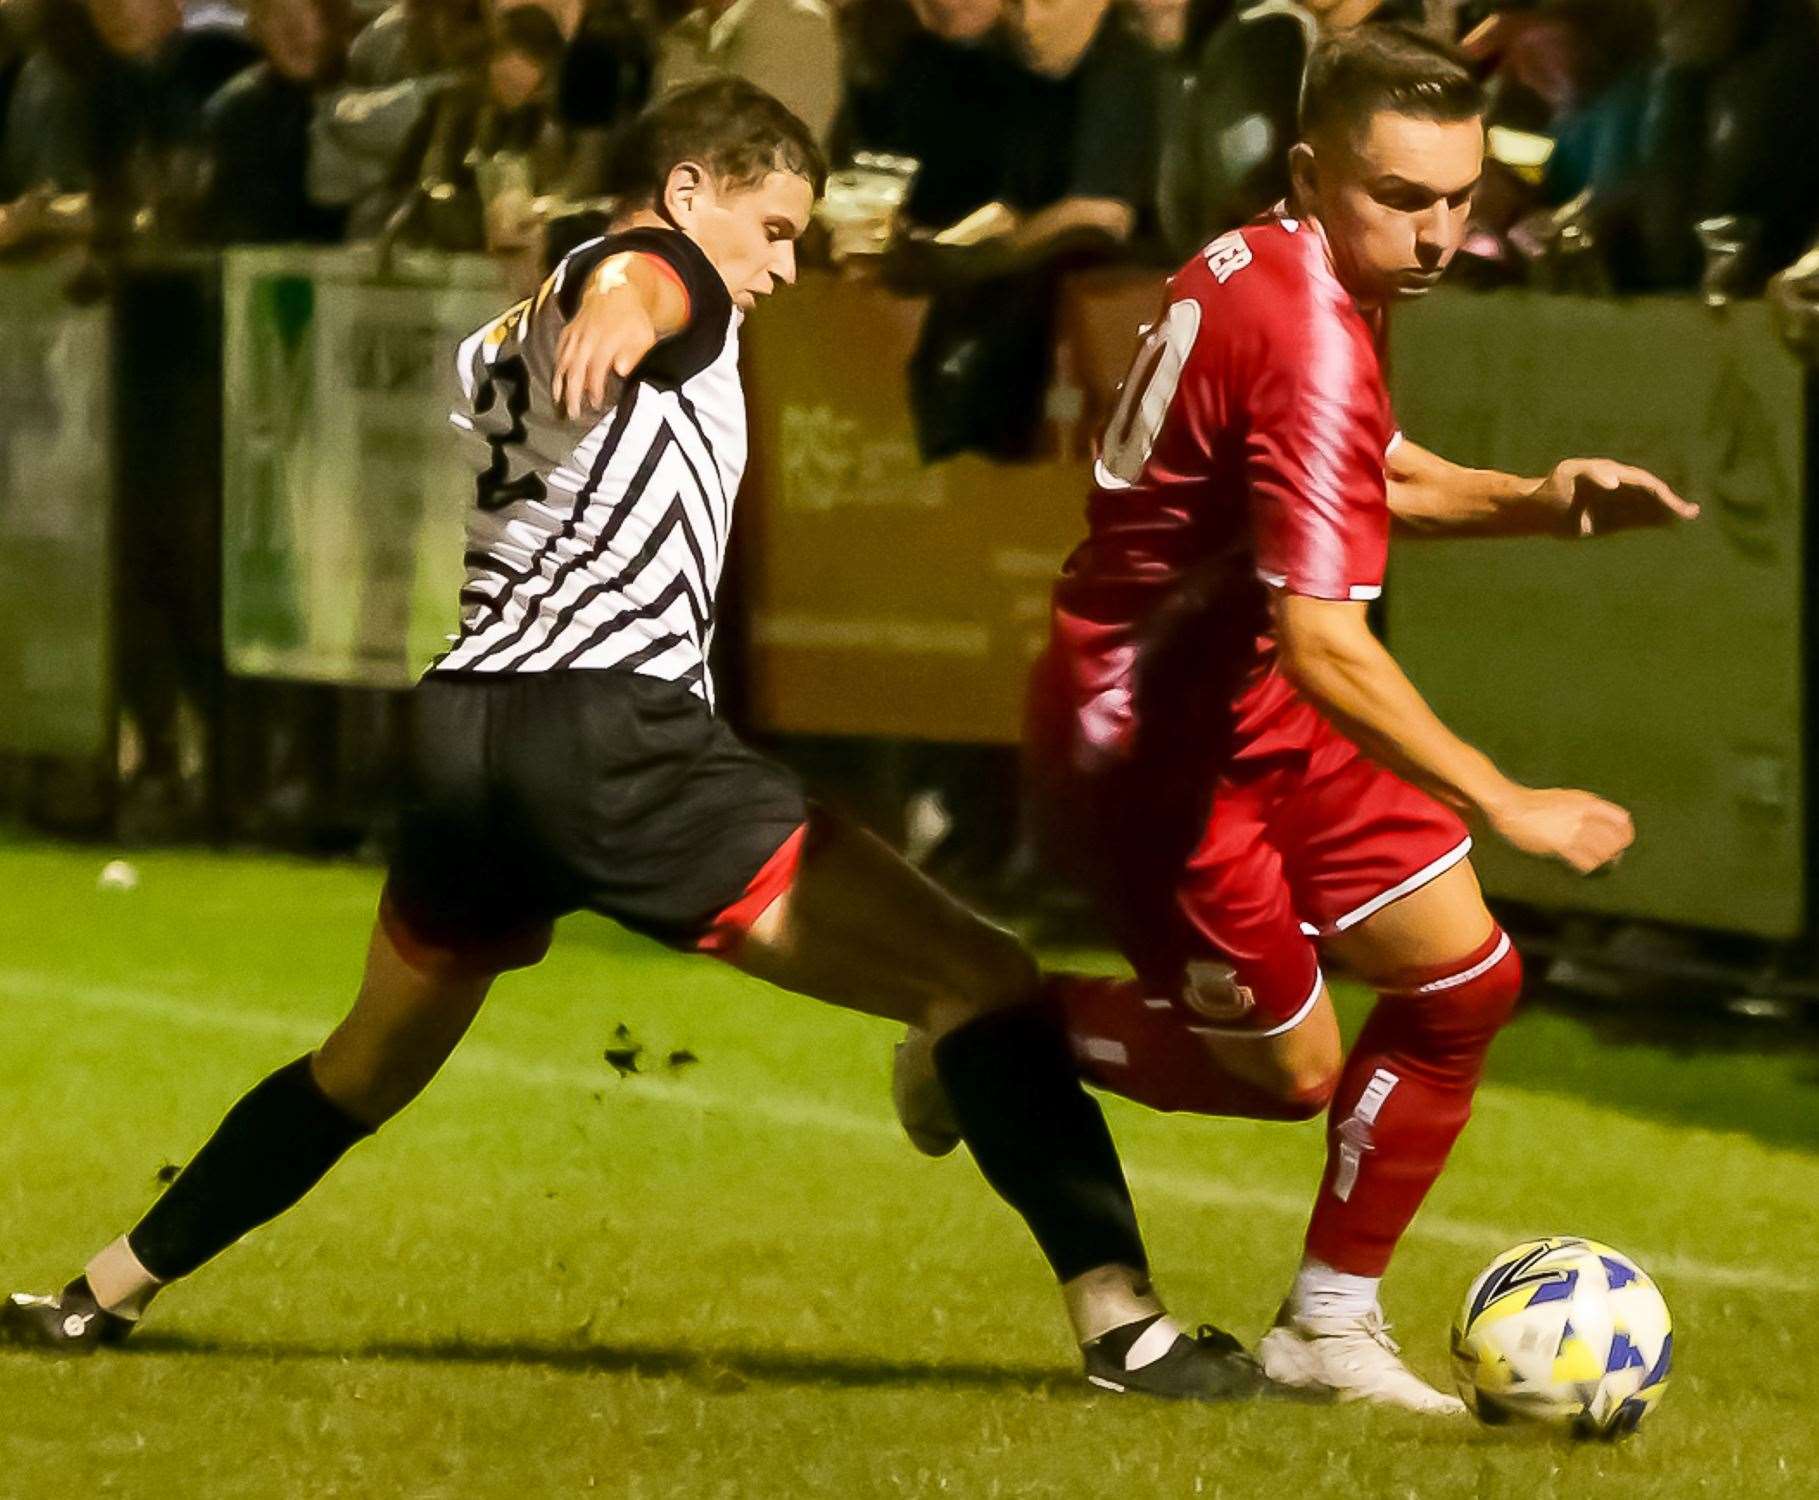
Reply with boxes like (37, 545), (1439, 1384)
(1244, 292), (1394, 602)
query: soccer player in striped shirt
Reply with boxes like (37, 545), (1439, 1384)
(2, 80), (1263, 1401)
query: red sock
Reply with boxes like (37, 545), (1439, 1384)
(1047, 974), (1328, 1122)
(1303, 928), (1523, 1277)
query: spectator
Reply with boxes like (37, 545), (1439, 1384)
(197, 0), (354, 242)
(1157, 0), (1381, 259)
(853, 0), (1160, 459)
(0, 0), (35, 127)
(996, 0), (1164, 253)
(844, 0), (1013, 228)
(1626, 0), (1819, 289)
(377, 2), (569, 253)
(510, 0), (583, 30)
(1124, 0), (1186, 51)
(307, 0), (486, 239)
(0, 0), (254, 249)
(555, 0), (654, 192)
(856, 0), (1159, 256)
(1484, 2), (1655, 209)
(652, 0), (840, 148)
(557, 0), (651, 134)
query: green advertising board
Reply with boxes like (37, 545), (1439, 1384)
(222, 248), (510, 687)
(0, 260), (113, 758)
(1389, 293), (1808, 937)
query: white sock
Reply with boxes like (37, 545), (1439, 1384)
(1062, 1264), (1165, 1345)
(1288, 1257), (1380, 1324)
(84, 1236), (163, 1321)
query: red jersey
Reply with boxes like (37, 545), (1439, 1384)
(1043, 209), (1399, 773)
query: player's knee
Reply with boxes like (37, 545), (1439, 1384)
(310, 1031), (443, 1129)
(1259, 1011), (1344, 1117)
(306, 1049), (393, 1130)
(1272, 1062), (1341, 1120)
(925, 927), (1041, 1036)
(1479, 945), (1523, 1030)
(1434, 931), (1524, 1033)
(1391, 928), (1525, 1055)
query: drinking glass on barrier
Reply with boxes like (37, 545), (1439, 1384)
(1695, 215), (1761, 308)
(815, 154), (920, 263)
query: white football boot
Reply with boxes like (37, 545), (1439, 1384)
(891, 1026), (959, 1157)
(1256, 1304), (1466, 1415)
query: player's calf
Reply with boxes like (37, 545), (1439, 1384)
(931, 1003), (1267, 1402)
(1302, 926), (1523, 1279)
(890, 970), (1342, 1161)
(1, 1049), (379, 1346)
(2, 908), (511, 1346)
(1260, 925), (1524, 1415)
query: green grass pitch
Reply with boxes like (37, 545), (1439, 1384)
(1, 840), (1816, 1497)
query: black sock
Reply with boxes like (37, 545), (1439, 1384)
(933, 1000), (1148, 1285)
(127, 1055), (373, 1281)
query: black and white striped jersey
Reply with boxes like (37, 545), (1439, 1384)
(431, 228), (742, 705)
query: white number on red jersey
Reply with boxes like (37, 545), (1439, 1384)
(1096, 298), (1202, 490)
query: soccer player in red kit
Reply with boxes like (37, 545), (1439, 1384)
(893, 25), (1699, 1411)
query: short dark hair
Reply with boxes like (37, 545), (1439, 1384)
(492, 3), (566, 71)
(1299, 24), (1485, 144)
(606, 78), (828, 209)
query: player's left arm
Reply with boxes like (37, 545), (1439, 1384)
(1387, 438), (1699, 539)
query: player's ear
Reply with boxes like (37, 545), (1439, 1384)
(1288, 142), (1319, 209)
(662, 162), (711, 229)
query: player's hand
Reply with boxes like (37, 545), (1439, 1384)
(1533, 459), (1699, 538)
(1488, 786), (1634, 874)
(550, 280), (656, 422)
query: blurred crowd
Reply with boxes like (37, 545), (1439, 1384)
(2, 0), (1817, 854)
(0, 0), (1816, 293)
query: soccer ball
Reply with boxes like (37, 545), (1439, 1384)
(1450, 1237), (1673, 1439)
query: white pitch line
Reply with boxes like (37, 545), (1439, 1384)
(2, 969), (1812, 1298)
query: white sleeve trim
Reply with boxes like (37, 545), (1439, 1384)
(1093, 457), (1132, 491)
(1255, 567), (1382, 601)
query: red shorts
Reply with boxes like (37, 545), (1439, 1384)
(1029, 682), (1471, 1036)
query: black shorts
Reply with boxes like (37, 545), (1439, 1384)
(384, 669), (809, 971)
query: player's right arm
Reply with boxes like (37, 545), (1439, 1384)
(1273, 595), (1633, 875)
(549, 250), (691, 420)
(1238, 256), (1632, 876)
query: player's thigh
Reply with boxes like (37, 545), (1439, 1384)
(1321, 859), (1495, 986)
(1151, 781), (1344, 1095)
(312, 916), (500, 1127)
(1192, 982), (1343, 1101)
(732, 812), (1037, 1036)
(1272, 735), (1488, 983)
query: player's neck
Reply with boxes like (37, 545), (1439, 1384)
(613, 208), (679, 237)
(1293, 205), (1387, 313)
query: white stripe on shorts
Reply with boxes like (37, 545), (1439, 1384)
(1329, 836), (1474, 933)
(1185, 965), (1326, 1040)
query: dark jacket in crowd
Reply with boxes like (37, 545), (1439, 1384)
(851, 8), (1160, 232)
(199, 62), (346, 244)
(0, 5), (255, 226)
